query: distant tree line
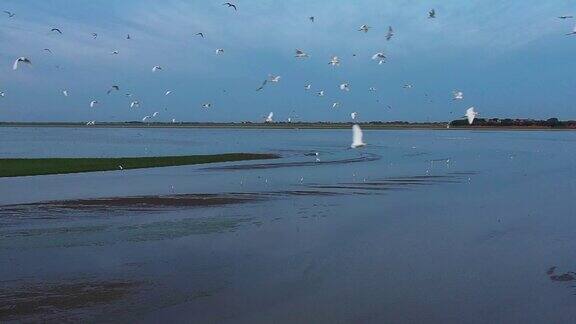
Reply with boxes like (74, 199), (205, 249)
(450, 118), (576, 128)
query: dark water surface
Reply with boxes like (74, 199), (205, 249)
(1, 127), (576, 323)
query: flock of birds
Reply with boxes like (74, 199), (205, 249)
(2, 6), (575, 149)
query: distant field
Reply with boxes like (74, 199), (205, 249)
(0, 153), (279, 178)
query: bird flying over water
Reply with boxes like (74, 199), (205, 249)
(453, 90), (464, 100)
(223, 2), (237, 10)
(90, 100), (98, 108)
(215, 48), (224, 54)
(428, 9), (436, 18)
(43, 48), (52, 54)
(465, 107), (478, 124)
(386, 26), (394, 41)
(368, 87), (377, 92)
(111, 50), (119, 55)
(351, 112), (358, 120)
(332, 102), (340, 109)
(309, 16), (315, 22)
(358, 25), (370, 33)
(196, 32), (204, 38)
(559, 15), (574, 19)
(256, 79), (268, 91)
(62, 90), (68, 97)
(130, 101), (140, 108)
(317, 90), (325, 96)
(165, 90), (172, 96)
(339, 83), (350, 91)
(13, 57), (31, 70)
(51, 28), (62, 34)
(295, 49), (308, 58)
(304, 84), (311, 90)
(351, 124), (366, 148)
(329, 56), (340, 66)
(126, 34), (131, 40)
(268, 75), (281, 83)
(107, 85), (120, 94)
(371, 52), (386, 64)
(3, 10), (15, 18)
(152, 66), (162, 72)
(202, 103), (212, 109)
(265, 112), (274, 122)
(92, 33), (98, 39)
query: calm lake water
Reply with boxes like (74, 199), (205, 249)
(1, 127), (576, 323)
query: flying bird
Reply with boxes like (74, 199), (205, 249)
(62, 90), (68, 97)
(295, 49), (308, 58)
(566, 25), (576, 35)
(265, 112), (274, 123)
(13, 57), (31, 70)
(339, 83), (350, 91)
(165, 90), (172, 96)
(223, 2), (237, 10)
(256, 79), (268, 91)
(142, 116), (151, 122)
(215, 48), (224, 54)
(196, 32), (204, 38)
(130, 101), (140, 108)
(0, 91), (5, 97)
(202, 103), (212, 109)
(111, 50), (119, 55)
(386, 26), (394, 41)
(351, 124), (366, 148)
(3, 11), (15, 18)
(152, 112), (159, 117)
(86, 120), (95, 126)
(372, 52), (386, 64)
(351, 112), (358, 120)
(317, 90), (325, 97)
(403, 84), (413, 89)
(51, 28), (62, 34)
(43, 48), (52, 54)
(358, 25), (370, 33)
(126, 34), (131, 40)
(428, 9), (436, 18)
(368, 87), (377, 92)
(152, 66), (162, 72)
(268, 75), (281, 83)
(465, 107), (478, 124)
(304, 84), (311, 90)
(329, 56), (340, 66)
(453, 90), (464, 100)
(92, 33), (98, 39)
(90, 100), (98, 108)
(332, 102), (340, 109)
(107, 85), (120, 94)
(559, 16), (574, 19)
(309, 16), (315, 22)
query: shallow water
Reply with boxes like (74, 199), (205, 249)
(1, 127), (576, 322)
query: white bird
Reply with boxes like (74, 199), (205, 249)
(386, 26), (394, 41)
(202, 103), (212, 109)
(304, 84), (311, 90)
(215, 48), (224, 54)
(130, 101), (140, 108)
(142, 116), (151, 122)
(329, 56), (340, 66)
(90, 100), (98, 108)
(372, 52), (386, 64)
(172, 118), (176, 123)
(368, 87), (377, 92)
(268, 75), (281, 83)
(86, 120), (95, 125)
(351, 124), (366, 148)
(152, 112), (159, 117)
(0, 91), (5, 97)
(165, 90), (172, 96)
(403, 84), (413, 89)
(332, 102), (340, 109)
(358, 24), (370, 33)
(559, 15), (574, 19)
(351, 112), (358, 120)
(339, 83), (350, 91)
(265, 112), (274, 123)
(465, 107), (478, 125)
(295, 49), (309, 58)
(111, 50), (119, 55)
(62, 90), (68, 97)
(453, 90), (464, 100)
(152, 66), (162, 72)
(317, 90), (325, 97)
(13, 57), (31, 70)
(118, 165), (124, 170)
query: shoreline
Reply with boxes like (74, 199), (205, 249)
(0, 122), (574, 131)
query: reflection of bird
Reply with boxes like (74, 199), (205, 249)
(223, 2), (237, 10)
(295, 49), (308, 58)
(329, 56), (340, 66)
(13, 57), (31, 70)
(372, 52), (386, 64)
(453, 90), (464, 100)
(351, 124), (366, 148)
(428, 9), (436, 18)
(90, 100), (98, 108)
(51, 28), (62, 34)
(386, 26), (394, 41)
(358, 24), (370, 33)
(465, 107), (478, 124)
(3, 11), (15, 18)
(107, 85), (120, 94)
(265, 112), (274, 122)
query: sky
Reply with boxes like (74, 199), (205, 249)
(1, 0), (576, 123)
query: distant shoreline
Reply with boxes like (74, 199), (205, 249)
(0, 122), (575, 131)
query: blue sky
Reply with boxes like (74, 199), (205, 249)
(1, 0), (575, 122)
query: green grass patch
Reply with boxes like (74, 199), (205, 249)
(0, 153), (279, 178)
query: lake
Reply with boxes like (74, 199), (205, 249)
(1, 127), (576, 323)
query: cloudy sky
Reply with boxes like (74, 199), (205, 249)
(1, 0), (575, 122)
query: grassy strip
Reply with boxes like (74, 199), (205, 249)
(0, 153), (279, 178)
